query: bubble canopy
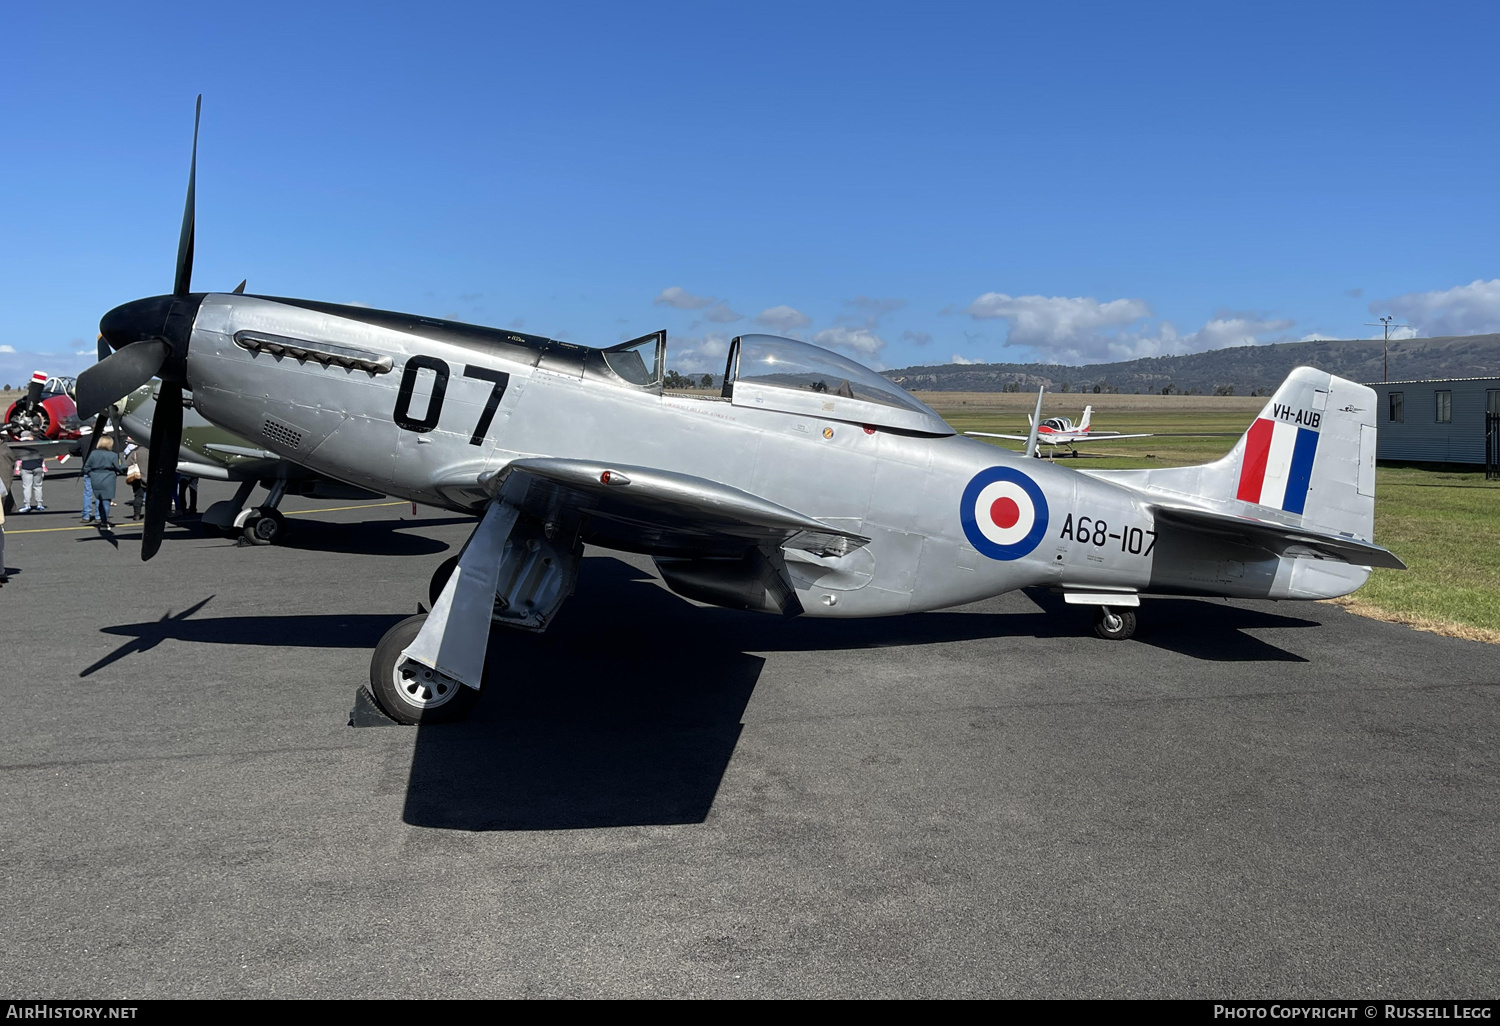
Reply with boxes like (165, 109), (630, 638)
(724, 334), (953, 435)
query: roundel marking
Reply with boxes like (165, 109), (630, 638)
(961, 466), (1049, 560)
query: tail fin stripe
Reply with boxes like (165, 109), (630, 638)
(1236, 418), (1274, 502)
(1282, 428), (1320, 515)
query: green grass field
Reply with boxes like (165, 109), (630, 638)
(919, 392), (1500, 641)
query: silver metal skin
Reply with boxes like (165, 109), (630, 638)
(120, 382), (382, 535)
(136, 292), (1401, 712)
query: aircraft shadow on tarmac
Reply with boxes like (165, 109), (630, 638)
(83, 598), (408, 677)
(80, 556), (1318, 830)
(400, 557), (1318, 832)
(277, 515), (467, 556)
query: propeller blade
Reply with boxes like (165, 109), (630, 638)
(141, 380), (183, 561)
(1024, 387), (1046, 459)
(84, 411), (110, 458)
(173, 95), (201, 298)
(96, 334), (110, 363)
(75, 339), (168, 420)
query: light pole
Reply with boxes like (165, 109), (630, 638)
(1364, 316), (1410, 382)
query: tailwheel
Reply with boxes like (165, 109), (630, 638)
(242, 508), (287, 545)
(369, 613), (480, 724)
(1093, 606), (1137, 641)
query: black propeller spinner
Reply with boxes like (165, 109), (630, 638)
(79, 94), (205, 560)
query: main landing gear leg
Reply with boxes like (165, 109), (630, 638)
(369, 501), (518, 724)
(242, 478), (291, 545)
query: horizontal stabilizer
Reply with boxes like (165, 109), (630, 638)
(1153, 503), (1406, 570)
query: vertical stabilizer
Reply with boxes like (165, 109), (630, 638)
(1079, 405), (1092, 432)
(1085, 367), (1379, 542)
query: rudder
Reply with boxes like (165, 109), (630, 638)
(1228, 367), (1376, 540)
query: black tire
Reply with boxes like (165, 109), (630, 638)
(369, 613), (481, 725)
(1093, 606), (1137, 641)
(428, 555), (460, 607)
(242, 508), (287, 545)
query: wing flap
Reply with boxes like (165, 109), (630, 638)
(1153, 503), (1406, 569)
(483, 457), (870, 557)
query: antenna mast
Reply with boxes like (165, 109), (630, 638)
(1364, 315), (1410, 381)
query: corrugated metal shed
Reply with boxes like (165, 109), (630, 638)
(1364, 377), (1500, 463)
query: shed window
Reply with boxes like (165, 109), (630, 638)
(1487, 390), (1499, 416)
(1436, 390), (1452, 424)
(1388, 392), (1403, 423)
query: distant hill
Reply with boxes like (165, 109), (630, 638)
(883, 334), (1500, 395)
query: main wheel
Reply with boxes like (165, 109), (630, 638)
(242, 508), (287, 545)
(1093, 606), (1137, 641)
(369, 613), (480, 724)
(428, 555), (460, 607)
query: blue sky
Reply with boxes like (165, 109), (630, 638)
(3, 1), (1498, 384)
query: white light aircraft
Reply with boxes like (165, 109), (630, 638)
(967, 393), (1152, 457)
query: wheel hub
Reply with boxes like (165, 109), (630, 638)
(393, 658), (460, 709)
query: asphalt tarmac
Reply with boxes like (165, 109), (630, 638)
(2, 471), (1496, 999)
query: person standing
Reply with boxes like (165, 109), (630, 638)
(0, 432), (10, 585)
(175, 472), (198, 515)
(0, 430), (14, 517)
(15, 431), (46, 512)
(0, 482), (8, 585)
(71, 442), (96, 522)
(125, 459), (145, 519)
(83, 436), (125, 531)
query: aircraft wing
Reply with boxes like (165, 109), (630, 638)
(1151, 503), (1407, 569)
(1057, 432), (1154, 442)
(484, 456), (870, 559)
(9, 439), (79, 461)
(964, 431), (1031, 442)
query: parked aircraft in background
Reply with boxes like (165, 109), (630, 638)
(967, 395), (1153, 457)
(78, 98), (1405, 726)
(121, 383), (383, 545)
(5, 372), (82, 442)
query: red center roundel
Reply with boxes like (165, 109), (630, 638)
(990, 496), (1020, 529)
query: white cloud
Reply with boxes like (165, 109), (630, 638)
(1376, 278), (1500, 337)
(951, 354), (984, 365)
(1190, 316), (1295, 349)
(755, 305), (811, 332)
(703, 302), (743, 324)
(968, 292), (1153, 361)
(902, 330), (932, 347)
(0, 345), (15, 354)
(812, 326), (886, 363)
(666, 333), (733, 375)
(966, 290), (1298, 362)
(654, 286), (717, 310)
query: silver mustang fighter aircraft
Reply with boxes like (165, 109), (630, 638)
(78, 99), (1405, 724)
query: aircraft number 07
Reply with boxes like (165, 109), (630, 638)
(392, 357), (510, 446)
